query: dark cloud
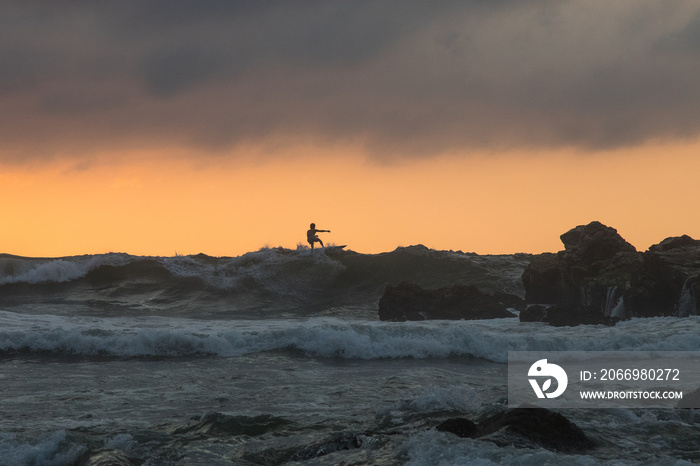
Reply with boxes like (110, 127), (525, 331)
(1, 0), (699, 162)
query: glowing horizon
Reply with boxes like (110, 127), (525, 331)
(3, 138), (700, 259)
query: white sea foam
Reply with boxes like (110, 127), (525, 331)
(160, 247), (345, 294)
(0, 254), (132, 285)
(0, 260), (86, 285)
(0, 430), (84, 466)
(104, 433), (136, 451)
(405, 385), (482, 413)
(378, 384), (482, 420)
(1, 312), (698, 361)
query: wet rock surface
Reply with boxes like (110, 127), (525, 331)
(521, 221), (700, 325)
(436, 406), (594, 453)
(378, 282), (516, 321)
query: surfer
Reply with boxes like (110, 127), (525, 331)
(307, 223), (330, 249)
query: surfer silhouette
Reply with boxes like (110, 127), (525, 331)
(307, 223), (330, 249)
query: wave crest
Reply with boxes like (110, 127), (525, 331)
(1, 313), (698, 361)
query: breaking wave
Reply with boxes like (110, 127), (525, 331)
(0, 247), (530, 314)
(1, 312), (697, 362)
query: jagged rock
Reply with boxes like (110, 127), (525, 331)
(436, 407), (593, 453)
(559, 221), (636, 263)
(522, 221), (700, 323)
(649, 235), (700, 252)
(629, 238), (700, 316)
(378, 282), (516, 321)
(522, 221), (640, 310)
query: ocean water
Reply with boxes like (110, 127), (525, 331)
(1, 247), (699, 465)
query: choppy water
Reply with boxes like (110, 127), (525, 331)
(1, 247), (699, 465)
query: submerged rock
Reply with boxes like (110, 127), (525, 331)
(436, 406), (594, 453)
(435, 418), (478, 438)
(378, 282), (516, 321)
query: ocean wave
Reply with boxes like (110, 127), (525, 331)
(0, 253), (133, 286)
(0, 247), (529, 310)
(1, 313), (698, 362)
(378, 384), (482, 419)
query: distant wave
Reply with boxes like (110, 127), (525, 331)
(1, 313), (697, 362)
(0, 253), (134, 285)
(0, 247), (531, 313)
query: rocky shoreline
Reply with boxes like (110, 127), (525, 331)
(379, 221), (700, 326)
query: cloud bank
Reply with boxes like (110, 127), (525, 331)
(1, 0), (700, 162)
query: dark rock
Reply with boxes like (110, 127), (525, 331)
(677, 275), (700, 317)
(477, 407), (594, 452)
(378, 282), (516, 321)
(521, 253), (564, 304)
(522, 221), (700, 322)
(559, 221), (636, 264)
(649, 235), (700, 252)
(436, 418), (478, 438)
(626, 253), (687, 317)
(543, 305), (617, 327)
(437, 407), (593, 453)
(242, 431), (372, 465)
(628, 239), (700, 317)
(492, 291), (526, 310)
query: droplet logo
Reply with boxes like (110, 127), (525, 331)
(528, 359), (568, 399)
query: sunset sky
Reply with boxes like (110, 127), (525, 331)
(2, 1), (700, 258)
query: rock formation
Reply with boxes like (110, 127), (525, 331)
(436, 406), (594, 452)
(378, 282), (516, 321)
(521, 221), (700, 325)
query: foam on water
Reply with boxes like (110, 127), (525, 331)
(0, 431), (84, 466)
(1, 311), (698, 361)
(0, 254), (132, 286)
(377, 384), (482, 423)
(159, 247), (346, 295)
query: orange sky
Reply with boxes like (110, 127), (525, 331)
(2, 3), (700, 258)
(2, 139), (699, 258)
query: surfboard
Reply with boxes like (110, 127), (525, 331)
(325, 245), (346, 250)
